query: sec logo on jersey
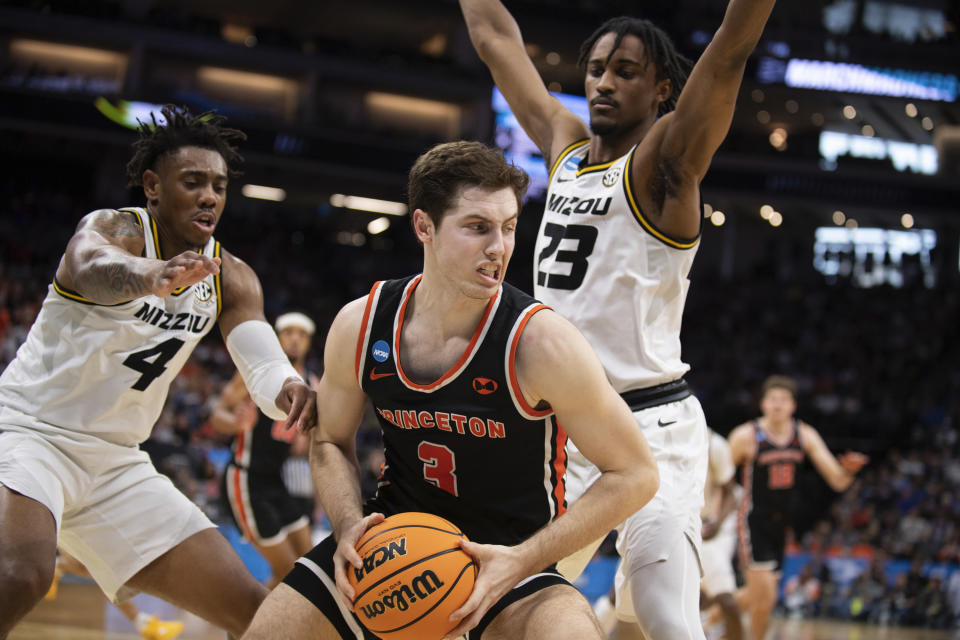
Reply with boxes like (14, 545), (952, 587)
(602, 166), (621, 188)
(193, 280), (213, 304)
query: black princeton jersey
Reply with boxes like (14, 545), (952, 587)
(231, 371), (318, 476)
(742, 419), (805, 520)
(356, 275), (568, 547)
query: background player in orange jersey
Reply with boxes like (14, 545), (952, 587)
(729, 375), (868, 640)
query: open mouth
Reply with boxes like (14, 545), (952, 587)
(477, 265), (500, 282)
(192, 212), (216, 232)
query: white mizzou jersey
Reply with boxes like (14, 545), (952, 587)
(534, 139), (699, 393)
(0, 207), (222, 446)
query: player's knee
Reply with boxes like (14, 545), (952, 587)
(223, 580), (269, 636)
(0, 553), (54, 612)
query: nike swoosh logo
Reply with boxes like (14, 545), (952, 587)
(369, 368), (395, 381)
(657, 418), (677, 427)
(556, 177), (575, 183)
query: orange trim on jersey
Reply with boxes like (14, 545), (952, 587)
(623, 149), (700, 250)
(231, 466), (256, 542)
(548, 139), (590, 183)
(552, 419), (568, 516)
(394, 275), (499, 391)
(507, 304), (552, 418)
(354, 281), (383, 382)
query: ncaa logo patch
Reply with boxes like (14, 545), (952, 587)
(371, 340), (390, 363)
(602, 166), (622, 188)
(193, 281), (213, 303)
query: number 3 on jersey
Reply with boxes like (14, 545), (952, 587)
(418, 441), (458, 497)
(537, 223), (598, 290)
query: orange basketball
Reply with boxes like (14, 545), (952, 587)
(348, 512), (477, 640)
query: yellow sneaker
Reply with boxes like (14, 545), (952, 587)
(140, 616), (185, 640)
(44, 568), (62, 600)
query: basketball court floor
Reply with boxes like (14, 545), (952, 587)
(11, 581), (957, 640)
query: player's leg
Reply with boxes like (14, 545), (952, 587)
(0, 486), (57, 637)
(624, 535), (705, 640)
(242, 583), (346, 640)
(612, 620), (647, 640)
(480, 582), (603, 640)
(715, 593), (743, 640)
(288, 521), (315, 556)
(124, 528), (267, 637)
(744, 567), (777, 640)
(252, 538), (301, 589)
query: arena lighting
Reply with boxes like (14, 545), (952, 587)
(241, 184), (286, 201)
(842, 105), (857, 119)
(814, 226), (937, 288)
(710, 211), (725, 226)
(819, 131), (937, 175)
(367, 217), (391, 235)
(760, 58), (958, 101)
(769, 211), (783, 227)
(702, 203), (713, 217)
(10, 38), (126, 71)
(760, 204), (774, 219)
(901, 213), (915, 229)
(330, 194), (408, 216)
(833, 210), (846, 225)
(905, 103), (918, 118)
(95, 98), (167, 130)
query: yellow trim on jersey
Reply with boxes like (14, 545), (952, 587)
(118, 207), (144, 227)
(547, 139), (590, 183)
(623, 151), (700, 250)
(576, 158), (618, 177)
(213, 241), (223, 318)
(145, 212), (194, 295)
(51, 278), (126, 307)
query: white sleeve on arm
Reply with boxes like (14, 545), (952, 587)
(225, 320), (303, 421)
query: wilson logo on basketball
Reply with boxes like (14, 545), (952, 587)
(353, 538), (408, 583)
(356, 569), (445, 620)
(472, 377), (498, 395)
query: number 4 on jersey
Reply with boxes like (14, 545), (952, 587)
(122, 337), (185, 391)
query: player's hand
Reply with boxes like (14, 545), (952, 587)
(839, 451), (869, 475)
(444, 539), (524, 639)
(149, 251), (220, 297)
(333, 513), (386, 605)
(275, 378), (317, 433)
(701, 518), (720, 541)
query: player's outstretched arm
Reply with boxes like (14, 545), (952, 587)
(659, 0), (777, 182)
(58, 208), (221, 305)
(219, 250), (316, 431)
(309, 296), (385, 602)
(446, 310), (657, 637)
(459, 0), (589, 164)
(799, 423), (869, 491)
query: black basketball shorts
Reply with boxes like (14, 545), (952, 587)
(223, 463), (309, 545)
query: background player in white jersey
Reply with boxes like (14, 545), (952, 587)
(212, 311), (319, 588)
(699, 429), (742, 640)
(728, 376), (867, 640)
(459, 0), (778, 637)
(0, 105), (317, 638)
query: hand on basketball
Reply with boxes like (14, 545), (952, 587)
(444, 538), (523, 639)
(333, 513), (386, 604)
(149, 251), (220, 298)
(275, 378), (318, 433)
(838, 451), (869, 475)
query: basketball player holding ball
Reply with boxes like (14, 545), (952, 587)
(241, 141), (659, 640)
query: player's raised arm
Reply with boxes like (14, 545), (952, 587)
(459, 0), (589, 164)
(308, 296), (386, 600)
(218, 250), (316, 431)
(659, 0), (777, 182)
(58, 208), (220, 305)
(799, 423), (869, 492)
(446, 309), (657, 637)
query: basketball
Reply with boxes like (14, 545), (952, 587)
(348, 512), (477, 640)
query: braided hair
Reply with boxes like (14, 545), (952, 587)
(578, 17), (692, 117)
(125, 104), (246, 187)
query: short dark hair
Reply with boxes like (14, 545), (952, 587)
(407, 141), (529, 227)
(125, 104), (246, 187)
(762, 375), (797, 400)
(578, 17), (692, 117)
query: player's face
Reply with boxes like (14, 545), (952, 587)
(760, 387), (796, 421)
(421, 186), (518, 300)
(584, 33), (668, 137)
(146, 146), (228, 249)
(278, 327), (312, 361)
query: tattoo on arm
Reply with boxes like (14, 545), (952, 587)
(92, 211), (143, 241)
(76, 211), (151, 304)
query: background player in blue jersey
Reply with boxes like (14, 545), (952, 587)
(212, 311), (319, 588)
(728, 375), (868, 640)
(460, 1), (780, 637)
(240, 141), (660, 640)
(0, 105), (317, 638)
